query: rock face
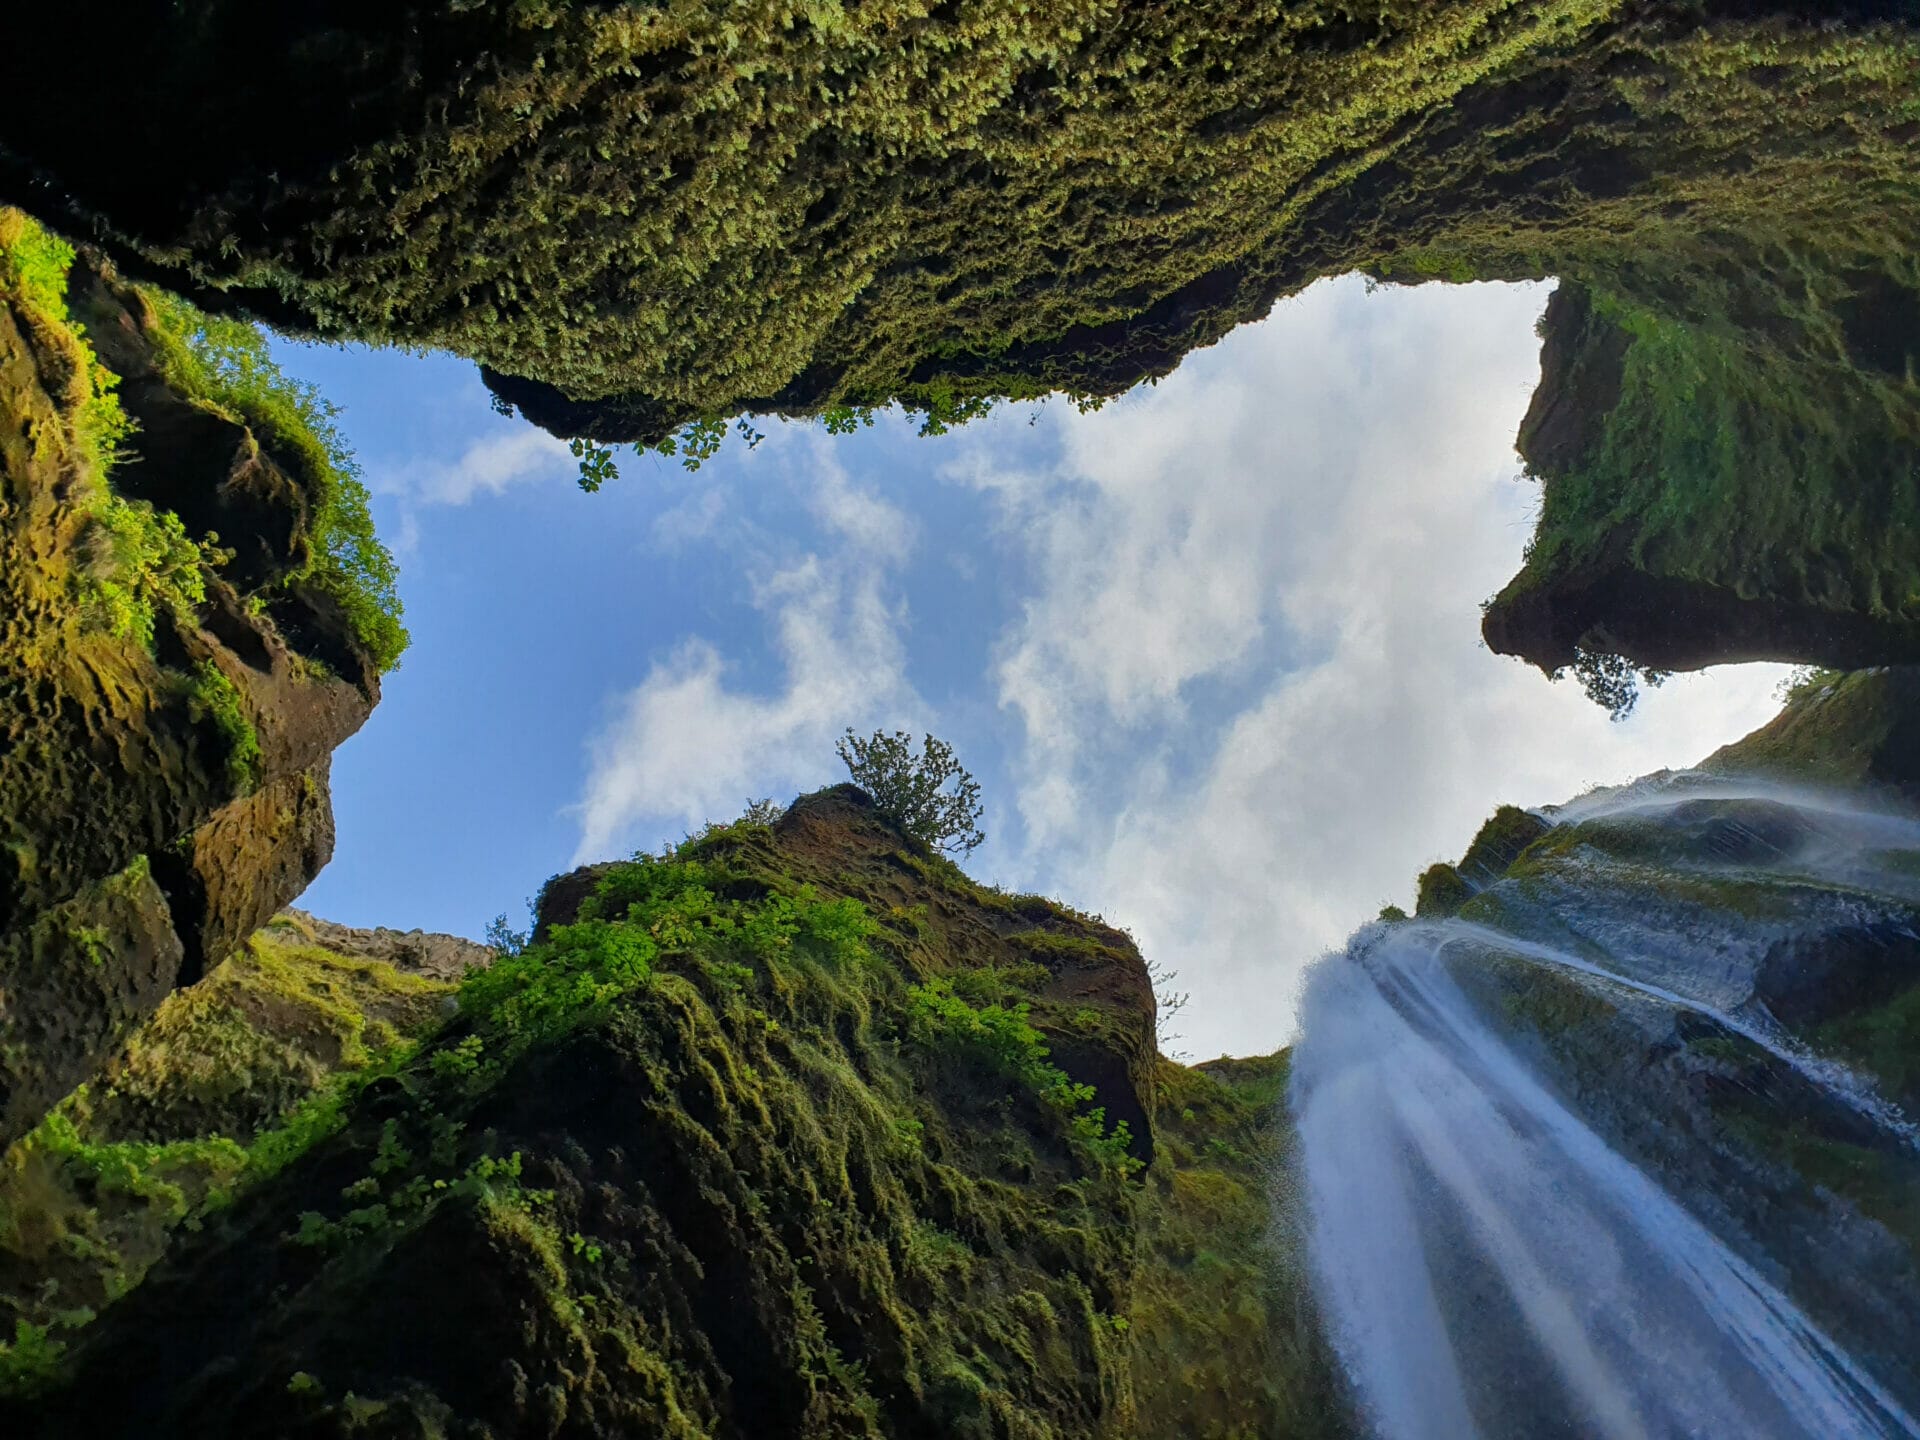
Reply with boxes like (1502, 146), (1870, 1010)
(0, 790), (1337, 1433)
(0, 787), (1336, 1438)
(1483, 275), (1920, 677)
(266, 910), (499, 985)
(1703, 667), (1920, 803)
(0, 217), (383, 1150)
(0, 917), (466, 1343)
(4, 9), (1918, 684)
(0, 4), (1908, 442)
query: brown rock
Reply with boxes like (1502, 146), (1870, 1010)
(262, 908), (497, 983)
(0, 235), (379, 1147)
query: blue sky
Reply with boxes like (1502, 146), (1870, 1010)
(285, 276), (1791, 1058)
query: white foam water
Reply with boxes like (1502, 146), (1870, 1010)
(1290, 780), (1920, 1439)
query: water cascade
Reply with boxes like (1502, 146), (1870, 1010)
(1292, 778), (1920, 1439)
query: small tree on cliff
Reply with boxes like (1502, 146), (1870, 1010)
(837, 728), (986, 857)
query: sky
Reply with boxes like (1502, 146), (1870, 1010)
(284, 276), (1792, 1059)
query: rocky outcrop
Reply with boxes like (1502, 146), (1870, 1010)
(263, 910), (498, 984)
(1130, 1052), (1349, 1439)
(0, 4), (1909, 446)
(1482, 562), (1920, 677)
(1704, 667), (1920, 803)
(5, 9), (1917, 682)
(1414, 805), (1552, 919)
(0, 916), (463, 1349)
(1483, 275), (1920, 678)
(0, 220), (382, 1149)
(3, 788), (1190, 1437)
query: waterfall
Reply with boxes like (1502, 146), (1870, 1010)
(1290, 778), (1920, 1439)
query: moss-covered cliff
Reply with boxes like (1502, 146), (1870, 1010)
(1701, 667), (1920, 802)
(0, 5), (1909, 442)
(1130, 1054), (1348, 1440)
(0, 913), (488, 1355)
(0, 787), (1338, 1437)
(0, 212), (402, 1150)
(1481, 277), (1920, 678)
(7, 4), (1916, 683)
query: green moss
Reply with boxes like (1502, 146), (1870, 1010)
(1496, 274), (1920, 641)
(0, 1319), (65, 1400)
(906, 976), (1140, 1173)
(19, 796), (1238, 1435)
(1816, 981), (1920, 1108)
(1415, 863), (1472, 918)
(1720, 1110), (1920, 1260)
(79, 499), (206, 651)
(1706, 667), (1920, 795)
(0, 930), (454, 1344)
(0, 209), (133, 473)
(0, 209), (211, 653)
(186, 662), (262, 795)
(18, 1), (1643, 440)
(6, 796), (1348, 1432)
(1017, 930), (1133, 963)
(1129, 1054), (1348, 1439)
(140, 291), (408, 672)
(1457, 806), (1551, 884)
(1489, 958), (1620, 1041)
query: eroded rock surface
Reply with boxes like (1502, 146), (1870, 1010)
(1, 788), (1202, 1438)
(0, 228), (381, 1148)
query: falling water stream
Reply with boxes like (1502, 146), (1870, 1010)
(1291, 778), (1920, 1439)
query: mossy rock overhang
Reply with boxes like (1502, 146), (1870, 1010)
(1705, 666), (1920, 804)
(3, 2), (1915, 445)
(1482, 273), (1920, 676)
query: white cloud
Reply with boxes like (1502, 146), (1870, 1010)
(651, 485), (727, 548)
(948, 277), (1791, 1058)
(373, 426), (572, 507)
(803, 436), (918, 562)
(570, 451), (919, 859)
(560, 274), (1790, 1059)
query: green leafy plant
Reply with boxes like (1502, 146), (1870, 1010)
(140, 290), (408, 672)
(837, 729), (985, 856)
(186, 662), (262, 794)
(569, 438), (619, 492)
(429, 1034), (487, 1080)
(0, 1319), (66, 1399)
(906, 977), (1139, 1174)
(79, 500), (207, 650)
(820, 405), (875, 435)
(0, 211), (136, 473)
(740, 797), (787, 826)
(484, 912), (530, 955)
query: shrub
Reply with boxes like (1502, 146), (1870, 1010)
(0, 1319), (66, 1399)
(905, 977), (1140, 1174)
(740, 797), (787, 827)
(140, 290), (408, 672)
(837, 729), (985, 856)
(79, 499), (206, 650)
